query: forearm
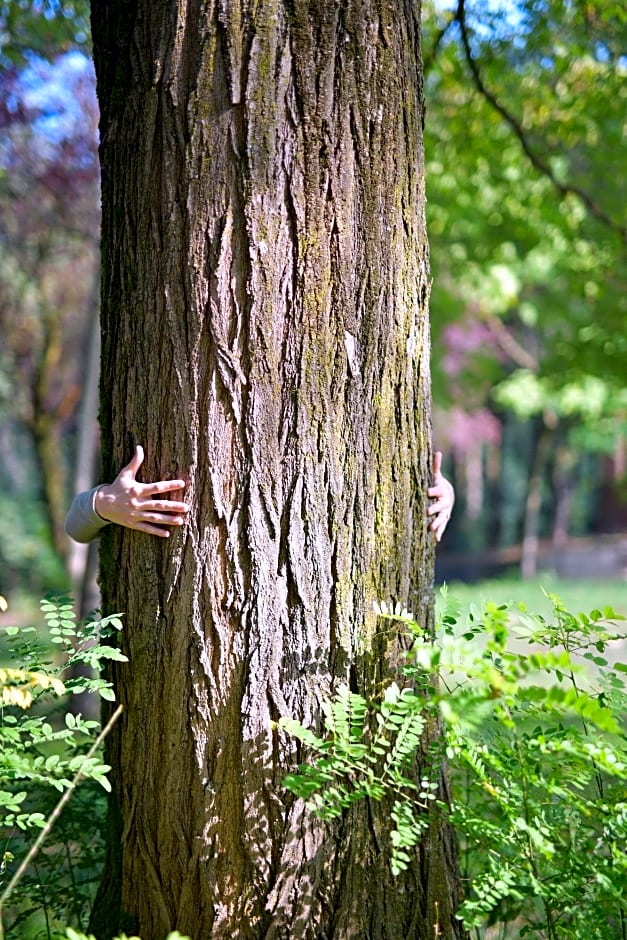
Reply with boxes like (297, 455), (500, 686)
(64, 486), (110, 543)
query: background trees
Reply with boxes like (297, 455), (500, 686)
(0, 21), (99, 597)
(2, 0), (624, 600)
(422, 0), (626, 574)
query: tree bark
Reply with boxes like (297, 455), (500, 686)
(90, 2), (464, 937)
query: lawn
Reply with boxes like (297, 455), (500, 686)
(438, 573), (627, 621)
(436, 574), (627, 671)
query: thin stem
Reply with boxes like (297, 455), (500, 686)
(423, 10), (457, 74)
(33, 861), (51, 940)
(566, 663), (605, 799)
(506, 702), (558, 940)
(64, 839), (80, 922)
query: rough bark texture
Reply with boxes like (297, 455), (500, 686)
(90, 2), (464, 938)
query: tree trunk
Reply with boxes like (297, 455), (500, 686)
(521, 417), (553, 579)
(90, 2), (464, 938)
(551, 438), (575, 549)
(66, 281), (102, 616)
(29, 305), (72, 560)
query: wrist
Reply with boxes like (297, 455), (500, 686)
(94, 485), (112, 522)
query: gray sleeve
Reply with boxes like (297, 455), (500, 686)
(64, 486), (110, 543)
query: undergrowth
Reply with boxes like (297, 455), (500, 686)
(1, 587), (625, 939)
(0, 593), (125, 939)
(281, 589), (627, 939)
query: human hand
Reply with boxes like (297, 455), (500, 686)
(94, 445), (190, 538)
(427, 451), (455, 543)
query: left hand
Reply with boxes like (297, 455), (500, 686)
(427, 451), (455, 542)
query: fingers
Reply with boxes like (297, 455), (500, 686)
(100, 447), (191, 537)
(120, 446), (187, 499)
(427, 453), (454, 541)
(427, 483), (445, 499)
(430, 518), (446, 542)
(427, 497), (449, 516)
(132, 509), (187, 523)
(120, 448), (184, 495)
(126, 509), (187, 537)
(138, 498), (189, 513)
(133, 521), (173, 538)
(141, 479), (187, 497)
(121, 444), (144, 480)
(429, 507), (450, 539)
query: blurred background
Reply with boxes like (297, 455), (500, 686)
(0, 0), (625, 621)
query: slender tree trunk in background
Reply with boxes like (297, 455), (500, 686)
(90, 2), (464, 937)
(521, 418), (553, 579)
(29, 307), (71, 560)
(463, 447), (483, 522)
(551, 439), (575, 549)
(66, 284), (101, 615)
(595, 442), (627, 534)
(66, 289), (102, 718)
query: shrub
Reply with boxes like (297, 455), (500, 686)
(281, 590), (627, 939)
(0, 593), (126, 939)
(65, 932), (189, 940)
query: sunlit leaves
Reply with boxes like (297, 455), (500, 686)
(0, 667), (65, 709)
(422, 0), (626, 413)
(0, 594), (128, 931)
(0, 594), (126, 810)
(281, 588), (627, 933)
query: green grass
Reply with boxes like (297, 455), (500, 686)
(440, 574), (627, 621)
(438, 575), (627, 671)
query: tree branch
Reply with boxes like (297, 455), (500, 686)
(455, 0), (626, 241)
(480, 310), (538, 371)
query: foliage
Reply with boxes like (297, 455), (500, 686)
(0, 47), (99, 584)
(0, 480), (68, 594)
(65, 932), (190, 940)
(281, 590), (627, 937)
(0, 594), (126, 938)
(421, 0), (627, 557)
(0, 2), (91, 67)
(281, 643), (437, 876)
(424, 0), (626, 394)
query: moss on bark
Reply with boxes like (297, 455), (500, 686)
(90, 1), (464, 937)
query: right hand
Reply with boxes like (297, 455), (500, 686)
(95, 445), (190, 538)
